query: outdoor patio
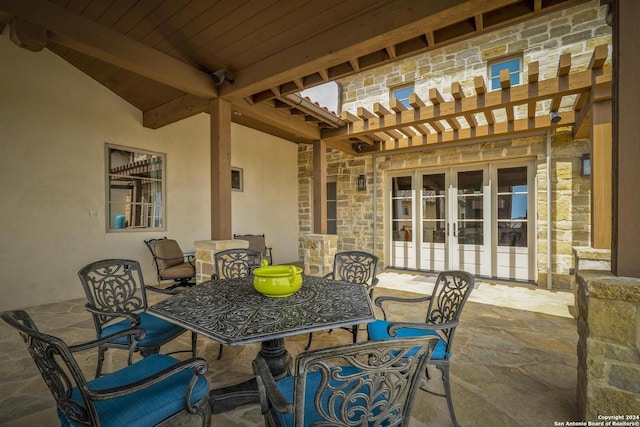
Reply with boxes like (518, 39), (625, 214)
(0, 270), (578, 427)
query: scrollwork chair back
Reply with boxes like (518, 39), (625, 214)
(254, 335), (438, 427)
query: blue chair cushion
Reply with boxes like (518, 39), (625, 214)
(367, 319), (449, 360)
(273, 367), (391, 427)
(58, 354), (209, 427)
(101, 311), (185, 348)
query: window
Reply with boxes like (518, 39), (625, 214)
(106, 145), (165, 231)
(497, 166), (528, 247)
(390, 84), (414, 109)
(489, 56), (522, 90)
(231, 167), (243, 191)
(327, 180), (337, 234)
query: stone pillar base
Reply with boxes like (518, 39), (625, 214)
(194, 240), (248, 284)
(301, 234), (338, 277)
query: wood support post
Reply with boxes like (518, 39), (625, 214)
(591, 96), (612, 249)
(612, 0), (640, 277)
(210, 98), (232, 240)
(313, 140), (327, 234)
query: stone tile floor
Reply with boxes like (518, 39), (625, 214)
(0, 270), (578, 426)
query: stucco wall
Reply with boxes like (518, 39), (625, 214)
(0, 32), (299, 310)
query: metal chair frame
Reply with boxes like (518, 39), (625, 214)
(253, 334), (438, 427)
(1, 310), (211, 427)
(233, 233), (273, 265)
(211, 248), (263, 359)
(144, 237), (196, 289)
(371, 270), (475, 427)
(305, 250), (379, 350)
(78, 259), (197, 377)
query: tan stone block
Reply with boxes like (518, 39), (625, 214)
(586, 386), (640, 422)
(589, 299), (636, 345)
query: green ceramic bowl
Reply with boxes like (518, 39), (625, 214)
(253, 262), (303, 298)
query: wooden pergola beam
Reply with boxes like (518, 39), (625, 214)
(322, 63), (611, 142)
(376, 111), (576, 152)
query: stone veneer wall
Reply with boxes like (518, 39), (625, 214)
(297, 0), (609, 289)
(301, 234), (338, 277)
(575, 270), (640, 420)
(298, 131), (590, 289)
(340, 0), (611, 115)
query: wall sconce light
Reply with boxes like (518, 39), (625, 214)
(357, 174), (367, 191)
(550, 111), (562, 124)
(211, 69), (234, 85)
(581, 153), (591, 176)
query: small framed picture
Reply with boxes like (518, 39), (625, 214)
(231, 167), (243, 191)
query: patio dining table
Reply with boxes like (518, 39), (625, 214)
(148, 274), (375, 413)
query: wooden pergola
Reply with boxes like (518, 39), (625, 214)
(310, 46), (613, 251)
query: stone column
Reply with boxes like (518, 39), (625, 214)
(575, 270), (640, 420)
(194, 240), (248, 284)
(302, 234), (338, 277)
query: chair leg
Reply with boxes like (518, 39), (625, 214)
(304, 333), (313, 350)
(95, 346), (107, 378)
(437, 363), (460, 427)
(351, 325), (358, 343)
(217, 344), (224, 360)
(191, 332), (198, 357)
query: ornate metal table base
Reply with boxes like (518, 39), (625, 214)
(210, 338), (291, 414)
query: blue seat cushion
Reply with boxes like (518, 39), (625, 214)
(273, 367), (392, 427)
(101, 311), (185, 348)
(58, 354), (209, 427)
(367, 319), (449, 360)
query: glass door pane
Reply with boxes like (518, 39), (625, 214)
(420, 173), (447, 271)
(390, 175), (416, 269)
(457, 170), (484, 245)
(497, 167), (528, 247)
(495, 166), (531, 281)
(391, 176), (413, 242)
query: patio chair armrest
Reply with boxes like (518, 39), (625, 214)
(69, 327), (146, 366)
(322, 272), (335, 279)
(85, 358), (209, 401)
(68, 327), (147, 353)
(386, 320), (459, 337)
(184, 252), (195, 265)
(253, 357), (293, 415)
(373, 295), (432, 320)
(84, 303), (141, 326)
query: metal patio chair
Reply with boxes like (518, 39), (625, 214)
(367, 270), (475, 427)
(253, 334), (438, 427)
(234, 233), (273, 265)
(1, 309), (211, 427)
(78, 259), (197, 377)
(144, 237), (196, 289)
(305, 250), (379, 350)
(211, 248), (263, 359)
(212, 248), (263, 280)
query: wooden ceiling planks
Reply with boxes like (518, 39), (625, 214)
(0, 0), (595, 142)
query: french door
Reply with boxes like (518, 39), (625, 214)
(388, 162), (534, 281)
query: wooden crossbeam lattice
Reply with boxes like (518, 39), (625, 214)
(322, 45), (611, 152)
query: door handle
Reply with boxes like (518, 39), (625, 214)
(446, 223), (450, 236)
(453, 223), (457, 237)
